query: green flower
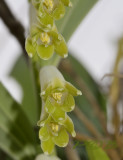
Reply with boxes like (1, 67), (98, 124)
(25, 25), (68, 60)
(32, 0), (72, 27)
(40, 66), (82, 122)
(37, 114), (76, 154)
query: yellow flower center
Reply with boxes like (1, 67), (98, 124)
(43, 0), (54, 10)
(40, 32), (50, 44)
(50, 123), (59, 133)
(52, 92), (62, 101)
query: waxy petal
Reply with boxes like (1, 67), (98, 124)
(39, 125), (50, 141)
(37, 44), (54, 60)
(37, 115), (51, 127)
(41, 137), (55, 154)
(61, 94), (75, 112)
(52, 2), (65, 20)
(25, 36), (36, 58)
(53, 128), (69, 147)
(65, 82), (82, 96)
(44, 96), (56, 114)
(61, 0), (72, 7)
(51, 107), (66, 122)
(38, 5), (54, 28)
(54, 35), (68, 58)
(61, 115), (76, 137)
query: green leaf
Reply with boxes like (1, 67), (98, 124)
(56, 0), (98, 42)
(10, 55), (40, 125)
(86, 140), (110, 160)
(0, 83), (37, 160)
(69, 54), (106, 112)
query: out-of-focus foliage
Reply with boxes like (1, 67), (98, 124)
(86, 140), (110, 160)
(0, 83), (37, 160)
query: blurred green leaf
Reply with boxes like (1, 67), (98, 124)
(0, 83), (37, 160)
(86, 140), (110, 160)
(0, 150), (12, 160)
(69, 54), (106, 112)
(10, 56), (40, 125)
(56, 0), (98, 41)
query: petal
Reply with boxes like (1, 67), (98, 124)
(51, 107), (66, 122)
(60, 115), (76, 137)
(25, 36), (36, 58)
(30, 25), (41, 37)
(51, 78), (65, 89)
(61, 0), (72, 7)
(53, 2), (65, 20)
(61, 94), (75, 112)
(41, 137), (55, 155)
(39, 126), (50, 141)
(54, 35), (68, 58)
(37, 115), (51, 127)
(65, 82), (82, 96)
(53, 128), (69, 147)
(44, 97), (56, 114)
(37, 44), (54, 60)
(37, 8), (54, 29)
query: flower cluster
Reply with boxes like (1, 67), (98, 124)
(25, 0), (72, 60)
(38, 66), (82, 154)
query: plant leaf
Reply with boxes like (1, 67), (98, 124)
(86, 140), (110, 160)
(0, 83), (37, 160)
(10, 56), (40, 125)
